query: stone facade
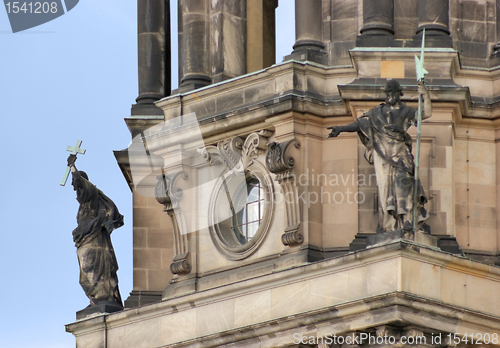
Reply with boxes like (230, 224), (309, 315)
(67, 1), (500, 347)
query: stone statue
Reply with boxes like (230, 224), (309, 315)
(68, 154), (124, 314)
(327, 80), (432, 233)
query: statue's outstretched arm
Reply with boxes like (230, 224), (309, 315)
(67, 154), (84, 187)
(327, 122), (360, 138)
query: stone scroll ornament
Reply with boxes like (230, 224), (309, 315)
(265, 139), (303, 246)
(64, 146), (124, 318)
(155, 169), (191, 275)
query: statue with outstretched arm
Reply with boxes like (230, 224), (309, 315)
(327, 80), (431, 233)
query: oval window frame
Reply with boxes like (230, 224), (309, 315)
(208, 162), (274, 261)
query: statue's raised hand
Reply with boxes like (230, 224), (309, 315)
(327, 126), (342, 138)
(67, 154), (77, 166)
(417, 81), (428, 96)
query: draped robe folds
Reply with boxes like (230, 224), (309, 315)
(355, 102), (428, 232)
(72, 171), (124, 306)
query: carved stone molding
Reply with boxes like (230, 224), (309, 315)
(265, 139), (303, 246)
(155, 171), (191, 275)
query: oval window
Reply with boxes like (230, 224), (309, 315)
(209, 170), (273, 260)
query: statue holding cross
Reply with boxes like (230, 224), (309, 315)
(63, 142), (124, 318)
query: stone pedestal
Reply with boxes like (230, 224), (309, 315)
(124, 291), (162, 308)
(76, 302), (123, 320)
(366, 229), (439, 249)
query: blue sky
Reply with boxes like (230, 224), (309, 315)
(0, 1), (294, 347)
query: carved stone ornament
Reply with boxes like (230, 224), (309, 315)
(169, 253), (191, 274)
(217, 136), (244, 169)
(265, 139), (303, 246)
(241, 132), (269, 170)
(154, 171), (191, 275)
(281, 224), (303, 246)
(154, 171), (188, 211)
(265, 139), (301, 176)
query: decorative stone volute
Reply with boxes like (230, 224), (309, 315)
(265, 138), (303, 246)
(154, 170), (191, 275)
(155, 171), (188, 211)
(266, 139), (300, 177)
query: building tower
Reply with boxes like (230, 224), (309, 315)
(68, 1), (500, 347)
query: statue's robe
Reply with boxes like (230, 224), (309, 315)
(72, 172), (124, 306)
(355, 102), (428, 232)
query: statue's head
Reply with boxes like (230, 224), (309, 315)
(72, 170), (89, 190)
(384, 80), (403, 105)
(80, 171), (89, 181)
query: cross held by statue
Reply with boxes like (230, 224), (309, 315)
(60, 140), (86, 186)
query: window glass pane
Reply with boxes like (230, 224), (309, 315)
(246, 202), (260, 222)
(247, 184), (260, 202)
(230, 176), (264, 245)
(247, 222), (259, 239)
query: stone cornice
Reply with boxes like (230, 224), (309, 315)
(66, 241), (500, 347)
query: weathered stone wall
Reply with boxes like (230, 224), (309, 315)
(318, 0), (500, 68)
(450, 0), (500, 68)
(126, 192), (174, 307)
(454, 128), (498, 255)
(324, 0), (360, 66)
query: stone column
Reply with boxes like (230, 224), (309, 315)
(133, 0), (170, 116)
(211, 0), (247, 83)
(293, 0), (324, 51)
(285, 0), (326, 64)
(357, 0), (397, 46)
(246, 0), (277, 73)
(179, 0), (211, 91)
(415, 0), (452, 47)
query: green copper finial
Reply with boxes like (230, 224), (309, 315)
(415, 29), (428, 82)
